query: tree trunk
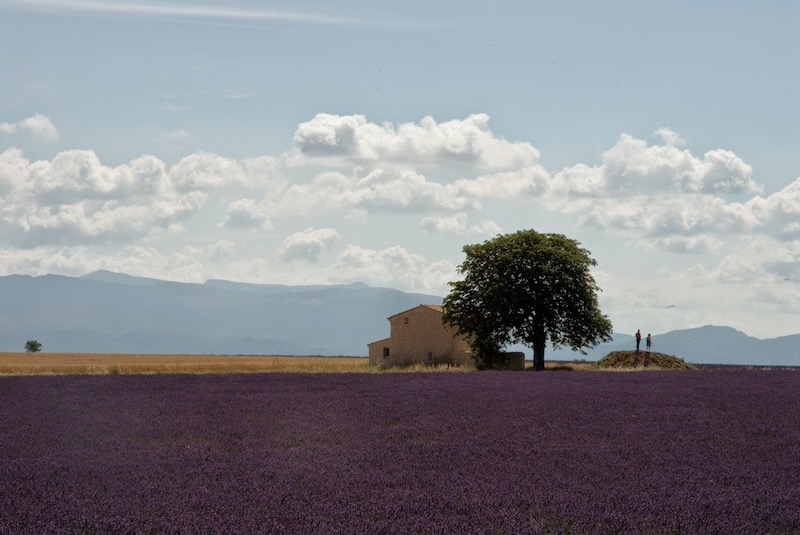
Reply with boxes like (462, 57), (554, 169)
(532, 326), (546, 371)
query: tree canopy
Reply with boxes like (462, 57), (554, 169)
(442, 230), (613, 370)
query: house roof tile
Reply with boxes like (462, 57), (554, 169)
(387, 303), (443, 319)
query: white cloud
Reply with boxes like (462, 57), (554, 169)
(4, 112), (799, 339)
(270, 165), (550, 222)
(170, 152), (263, 190)
(696, 235), (800, 310)
(331, 244), (456, 293)
(0, 147), (29, 195)
(653, 127), (685, 146)
(272, 168), (480, 219)
(598, 235), (800, 340)
(554, 130), (761, 197)
(221, 199), (272, 229)
(648, 235), (725, 254)
(207, 240), (236, 258)
(290, 113), (540, 169)
(0, 148), (288, 246)
(747, 177), (800, 241)
(544, 130), (768, 251)
(278, 227), (340, 262)
(6, 0), (361, 26)
(351, 169), (454, 212)
(0, 113), (59, 141)
(566, 194), (756, 252)
(451, 166), (551, 201)
(0, 244), (205, 282)
(420, 213), (502, 235)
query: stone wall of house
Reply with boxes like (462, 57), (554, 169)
(388, 306), (454, 365)
(367, 337), (391, 366)
(368, 305), (474, 367)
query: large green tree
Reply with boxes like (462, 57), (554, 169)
(443, 230), (613, 370)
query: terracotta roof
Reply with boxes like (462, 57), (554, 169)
(387, 303), (443, 319)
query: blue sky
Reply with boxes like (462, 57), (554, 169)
(1, 0), (799, 339)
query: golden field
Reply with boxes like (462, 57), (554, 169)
(0, 352), (601, 375)
(0, 352), (372, 375)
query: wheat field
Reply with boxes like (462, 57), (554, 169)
(0, 352), (372, 375)
(0, 352), (604, 375)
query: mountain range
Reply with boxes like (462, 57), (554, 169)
(1, 271), (798, 366)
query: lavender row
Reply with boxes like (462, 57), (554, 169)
(1, 370), (799, 534)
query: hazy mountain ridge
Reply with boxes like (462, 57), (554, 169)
(1, 272), (798, 365)
(0, 272), (441, 356)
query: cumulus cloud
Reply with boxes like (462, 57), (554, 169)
(0, 113), (59, 141)
(278, 227), (340, 262)
(221, 199), (271, 229)
(271, 164), (551, 221)
(170, 152), (276, 190)
(290, 113), (540, 169)
(649, 235), (726, 254)
(543, 129), (769, 250)
(5, 113), (798, 340)
(350, 169), (458, 212)
(451, 166), (550, 201)
(420, 213), (502, 235)
(272, 169), (476, 218)
(567, 194), (757, 253)
(0, 149), (199, 246)
(553, 129), (760, 197)
(690, 236), (800, 313)
(208, 240), (236, 258)
(331, 244), (456, 293)
(0, 147), (284, 247)
(747, 177), (800, 241)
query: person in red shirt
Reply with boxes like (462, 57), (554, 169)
(635, 329), (641, 351)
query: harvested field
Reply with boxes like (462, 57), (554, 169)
(0, 352), (369, 375)
(2, 370), (799, 533)
(0, 352), (603, 375)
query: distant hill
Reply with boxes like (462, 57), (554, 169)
(0, 271), (441, 356)
(1, 271), (799, 365)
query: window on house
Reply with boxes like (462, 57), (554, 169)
(403, 317), (409, 324)
(427, 352), (433, 362)
(383, 347), (390, 358)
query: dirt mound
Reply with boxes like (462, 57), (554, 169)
(595, 350), (693, 370)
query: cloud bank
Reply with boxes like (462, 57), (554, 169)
(2, 112), (800, 336)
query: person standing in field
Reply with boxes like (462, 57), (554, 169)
(635, 329), (642, 351)
(646, 334), (652, 353)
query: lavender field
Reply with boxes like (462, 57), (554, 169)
(2, 370), (799, 534)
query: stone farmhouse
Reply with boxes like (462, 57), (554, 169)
(367, 304), (473, 366)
